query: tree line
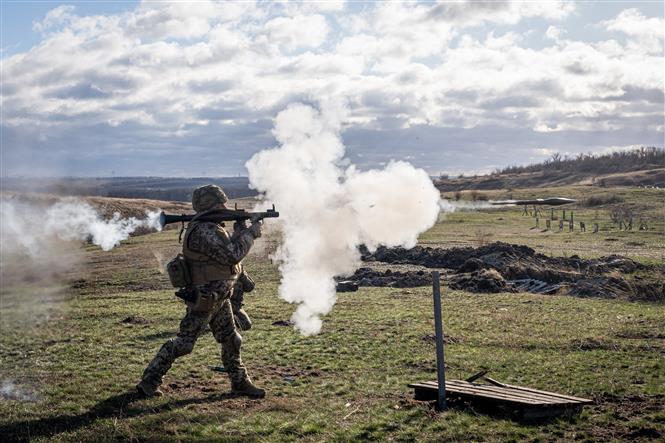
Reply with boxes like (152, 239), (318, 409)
(497, 146), (664, 176)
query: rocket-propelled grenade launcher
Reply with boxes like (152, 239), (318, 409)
(491, 198), (576, 206)
(159, 204), (279, 229)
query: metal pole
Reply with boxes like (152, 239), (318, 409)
(432, 271), (447, 411)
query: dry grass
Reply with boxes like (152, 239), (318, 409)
(0, 187), (663, 442)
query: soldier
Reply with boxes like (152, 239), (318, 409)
(137, 185), (264, 398)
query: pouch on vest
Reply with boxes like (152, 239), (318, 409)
(166, 253), (191, 288)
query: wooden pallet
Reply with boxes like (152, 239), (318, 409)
(409, 379), (593, 420)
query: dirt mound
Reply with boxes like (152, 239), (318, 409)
(337, 267), (431, 289)
(449, 269), (515, 293)
(364, 243), (643, 278)
(362, 242), (664, 301)
(121, 315), (150, 325)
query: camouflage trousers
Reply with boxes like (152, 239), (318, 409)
(140, 283), (248, 389)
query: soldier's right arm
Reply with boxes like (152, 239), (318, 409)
(189, 222), (261, 265)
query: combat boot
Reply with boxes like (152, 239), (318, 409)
(136, 380), (163, 398)
(231, 378), (265, 398)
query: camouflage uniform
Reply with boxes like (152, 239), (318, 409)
(231, 268), (255, 331)
(138, 185), (263, 397)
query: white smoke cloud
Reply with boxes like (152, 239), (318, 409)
(1, 197), (163, 326)
(246, 102), (441, 335)
(0, 197), (162, 255)
(0, 380), (39, 402)
(439, 199), (496, 211)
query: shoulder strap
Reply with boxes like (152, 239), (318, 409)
(178, 210), (209, 244)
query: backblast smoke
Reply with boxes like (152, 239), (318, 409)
(0, 198), (162, 255)
(0, 197), (162, 328)
(246, 102), (441, 335)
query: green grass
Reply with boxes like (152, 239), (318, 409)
(1, 186), (664, 442)
(431, 185), (665, 263)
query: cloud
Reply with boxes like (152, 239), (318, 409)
(426, 0), (574, 26)
(545, 25), (565, 41)
(32, 5), (76, 33)
(1, 2), (663, 176)
(264, 14), (330, 51)
(603, 8), (665, 39)
(601, 8), (664, 55)
(125, 0), (243, 40)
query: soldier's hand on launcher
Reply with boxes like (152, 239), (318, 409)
(233, 219), (248, 232)
(248, 215), (263, 238)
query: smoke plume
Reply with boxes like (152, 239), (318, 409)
(1, 197), (162, 326)
(247, 102), (441, 335)
(0, 197), (162, 255)
(0, 380), (39, 402)
(439, 199), (495, 212)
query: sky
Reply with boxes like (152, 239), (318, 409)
(1, 0), (663, 177)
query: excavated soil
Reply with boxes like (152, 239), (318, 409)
(337, 267), (432, 290)
(355, 242), (664, 300)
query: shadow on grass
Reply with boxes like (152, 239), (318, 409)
(1, 390), (240, 442)
(423, 398), (582, 425)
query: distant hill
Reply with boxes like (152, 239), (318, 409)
(436, 147), (664, 191)
(2, 147), (663, 198)
(0, 177), (257, 202)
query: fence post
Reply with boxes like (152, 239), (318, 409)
(432, 271), (447, 411)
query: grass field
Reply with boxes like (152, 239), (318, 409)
(434, 185), (665, 263)
(1, 186), (664, 442)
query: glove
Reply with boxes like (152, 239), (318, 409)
(248, 222), (262, 239)
(233, 220), (248, 232)
(248, 215), (262, 238)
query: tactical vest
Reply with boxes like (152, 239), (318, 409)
(182, 221), (240, 285)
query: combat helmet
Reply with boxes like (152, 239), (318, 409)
(192, 184), (228, 213)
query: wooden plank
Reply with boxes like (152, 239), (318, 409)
(444, 381), (566, 404)
(410, 382), (546, 405)
(413, 379), (591, 404)
(434, 382), (562, 405)
(465, 370), (489, 383)
(419, 380), (562, 404)
(412, 384), (536, 408)
(410, 380), (587, 406)
(445, 380), (574, 404)
(502, 383), (592, 404)
(484, 377), (507, 388)
(409, 379), (591, 420)
(412, 384), (585, 420)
